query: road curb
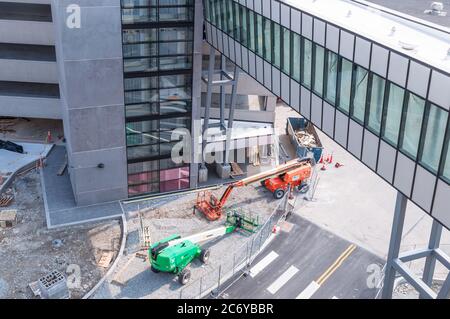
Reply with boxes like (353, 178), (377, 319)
(82, 214), (128, 299)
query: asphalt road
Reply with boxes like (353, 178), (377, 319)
(219, 214), (384, 299)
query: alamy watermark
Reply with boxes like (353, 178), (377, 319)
(66, 4), (81, 29)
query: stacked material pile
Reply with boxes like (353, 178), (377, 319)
(294, 130), (317, 148)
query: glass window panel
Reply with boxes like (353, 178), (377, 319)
(125, 89), (159, 104)
(123, 43), (157, 58)
(122, 8), (157, 23)
(256, 14), (263, 56)
(159, 55), (192, 70)
(420, 104), (448, 173)
(126, 103), (159, 118)
(325, 51), (338, 104)
(123, 29), (157, 44)
(442, 128), (450, 183)
(215, 0), (222, 29)
(233, 2), (240, 41)
(124, 57), (158, 72)
(220, 0), (226, 32)
(248, 10), (255, 51)
(291, 33), (301, 82)
(273, 22), (281, 68)
(282, 27), (290, 74)
(127, 160), (159, 175)
(367, 74), (385, 134)
(351, 66), (368, 123)
(227, 0), (233, 35)
(382, 83), (405, 146)
(240, 5), (247, 47)
(159, 74), (191, 89)
(160, 100), (191, 114)
(263, 18), (272, 62)
(313, 44), (324, 96)
(125, 77), (158, 91)
(338, 58), (352, 113)
(400, 94), (425, 159)
(301, 38), (312, 88)
(159, 41), (192, 56)
(159, 27), (193, 42)
(128, 182), (159, 196)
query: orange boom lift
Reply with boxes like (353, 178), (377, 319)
(195, 159), (312, 221)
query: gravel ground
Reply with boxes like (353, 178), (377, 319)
(93, 183), (283, 299)
(0, 170), (122, 299)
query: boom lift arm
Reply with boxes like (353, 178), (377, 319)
(195, 159), (312, 221)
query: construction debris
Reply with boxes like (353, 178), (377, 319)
(37, 270), (69, 299)
(230, 162), (244, 177)
(0, 209), (17, 228)
(0, 117), (18, 134)
(28, 281), (41, 297)
(0, 194), (13, 207)
(97, 251), (114, 268)
(135, 252), (148, 261)
(294, 130), (317, 148)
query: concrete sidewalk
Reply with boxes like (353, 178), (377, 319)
(40, 145), (122, 228)
(0, 141), (52, 192)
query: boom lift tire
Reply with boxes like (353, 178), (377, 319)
(297, 183), (310, 194)
(200, 249), (210, 264)
(151, 265), (160, 273)
(178, 268), (191, 285)
(273, 189), (285, 200)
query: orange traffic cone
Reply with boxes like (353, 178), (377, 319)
(327, 152), (334, 164)
(321, 164), (327, 171)
(319, 155), (324, 164)
(335, 162), (343, 168)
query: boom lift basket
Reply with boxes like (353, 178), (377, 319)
(226, 209), (260, 234)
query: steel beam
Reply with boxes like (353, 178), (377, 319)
(434, 248), (450, 269)
(220, 54), (226, 128)
(393, 259), (437, 299)
(437, 272), (450, 299)
(201, 45), (216, 167)
(399, 248), (432, 262)
(420, 220), (443, 298)
(382, 191), (407, 299)
(224, 66), (240, 164)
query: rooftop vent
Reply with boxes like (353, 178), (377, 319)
(399, 40), (418, 51)
(424, 2), (447, 16)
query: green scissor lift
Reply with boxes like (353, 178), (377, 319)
(149, 210), (259, 285)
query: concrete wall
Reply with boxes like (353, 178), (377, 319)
(0, 59), (58, 83)
(52, 0), (128, 205)
(0, 95), (61, 119)
(0, 19), (54, 45)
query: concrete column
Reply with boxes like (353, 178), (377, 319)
(52, 0), (128, 205)
(382, 191), (408, 299)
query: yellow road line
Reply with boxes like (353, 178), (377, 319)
(316, 244), (357, 286)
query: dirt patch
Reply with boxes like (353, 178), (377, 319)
(0, 170), (122, 299)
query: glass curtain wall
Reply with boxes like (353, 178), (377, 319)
(204, 0), (450, 186)
(122, 0), (193, 196)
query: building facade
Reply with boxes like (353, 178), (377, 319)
(1, 0), (449, 231)
(203, 0), (450, 229)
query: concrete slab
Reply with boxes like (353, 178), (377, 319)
(0, 141), (52, 175)
(40, 145), (122, 228)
